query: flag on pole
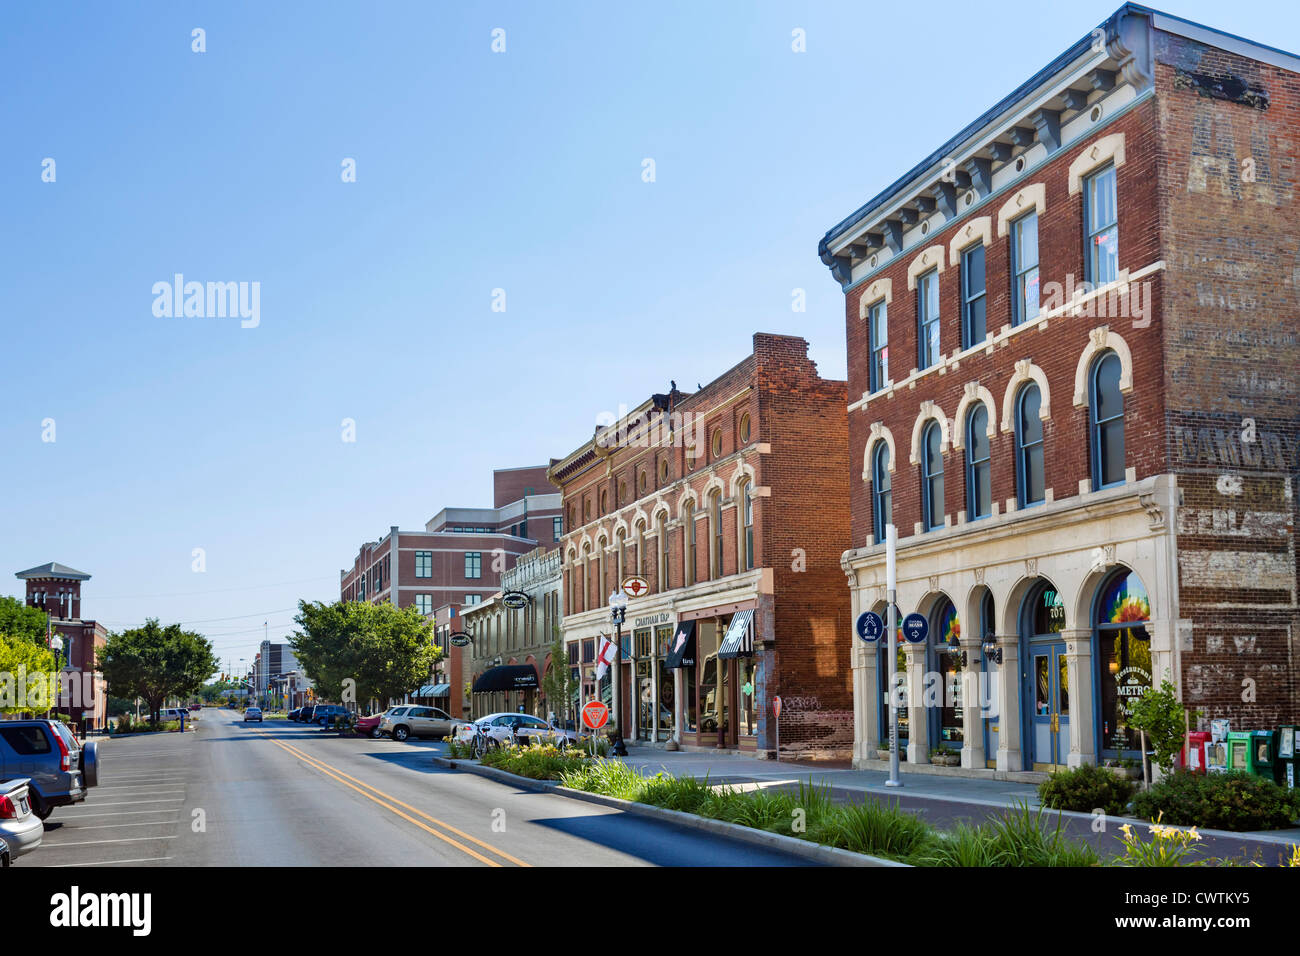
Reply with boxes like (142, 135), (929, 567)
(594, 635), (617, 682)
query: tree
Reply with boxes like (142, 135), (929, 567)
(540, 630), (573, 725)
(290, 600), (440, 708)
(1128, 677), (1200, 776)
(0, 634), (58, 714)
(0, 595), (51, 645)
(97, 620), (219, 724)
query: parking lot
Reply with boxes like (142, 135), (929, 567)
(22, 731), (194, 868)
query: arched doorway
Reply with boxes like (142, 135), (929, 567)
(1020, 580), (1069, 770)
(1094, 568), (1153, 759)
(928, 597), (963, 752)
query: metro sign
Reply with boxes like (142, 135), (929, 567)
(621, 576), (649, 598)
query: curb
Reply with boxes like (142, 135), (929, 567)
(433, 756), (907, 867)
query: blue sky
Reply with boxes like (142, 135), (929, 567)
(2, 1), (1296, 671)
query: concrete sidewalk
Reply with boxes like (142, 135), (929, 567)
(613, 745), (1300, 864)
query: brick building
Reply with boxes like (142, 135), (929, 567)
(548, 333), (851, 757)
(15, 562), (108, 732)
(339, 466), (560, 712)
(821, 5), (1299, 774)
(460, 546), (563, 721)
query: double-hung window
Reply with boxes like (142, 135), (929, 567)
(553, 516), (562, 542)
(868, 300), (889, 392)
(917, 270), (940, 369)
(1011, 213), (1039, 326)
(1015, 385), (1046, 508)
(415, 550), (432, 578)
(414, 594), (433, 615)
(921, 422), (944, 532)
(1089, 351), (1126, 489)
(965, 404), (991, 520)
(871, 444), (891, 543)
(960, 245), (987, 349)
(1085, 164), (1118, 286)
(464, 551), (482, 579)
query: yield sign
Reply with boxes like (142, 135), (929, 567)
(621, 576), (649, 598)
(582, 700), (609, 730)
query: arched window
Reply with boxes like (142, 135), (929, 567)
(872, 443), (892, 542)
(616, 528), (626, 583)
(596, 537), (607, 607)
(635, 520), (646, 575)
(600, 489), (608, 515)
(922, 421), (944, 532)
(1015, 383), (1045, 508)
(929, 598), (962, 750)
(965, 403), (991, 520)
(711, 491), (723, 578)
(1090, 351), (1125, 489)
(739, 480), (754, 571)
(1095, 569), (1152, 757)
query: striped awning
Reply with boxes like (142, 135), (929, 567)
(415, 683), (451, 697)
(718, 609), (755, 659)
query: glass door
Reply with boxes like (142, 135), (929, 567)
(1030, 642), (1069, 769)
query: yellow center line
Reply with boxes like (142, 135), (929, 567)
(249, 728), (529, 867)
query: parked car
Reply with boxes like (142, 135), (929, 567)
(381, 705), (465, 742)
(244, 706), (263, 723)
(0, 719), (98, 820)
(287, 708), (302, 722)
(158, 707), (191, 723)
(354, 712), (388, 739)
(299, 704), (317, 724)
(0, 836), (9, 868)
(456, 713), (578, 748)
(0, 777), (44, 861)
(311, 705), (348, 727)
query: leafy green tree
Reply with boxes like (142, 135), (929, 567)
(0, 595), (51, 644)
(97, 620), (219, 724)
(1128, 677), (1200, 774)
(541, 630), (573, 725)
(0, 634), (58, 714)
(290, 600), (440, 708)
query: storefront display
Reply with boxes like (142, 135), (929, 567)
(1096, 571), (1151, 756)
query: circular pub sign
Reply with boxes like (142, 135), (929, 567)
(582, 700), (609, 730)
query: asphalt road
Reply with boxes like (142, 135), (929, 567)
(23, 708), (815, 867)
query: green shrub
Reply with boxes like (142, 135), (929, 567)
(818, 797), (933, 860)
(1038, 763), (1135, 816)
(984, 803), (1101, 866)
(1133, 771), (1299, 831)
(479, 742), (591, 780)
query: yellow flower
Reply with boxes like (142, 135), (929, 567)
(1188, 827), (1200, 841)
(1119, 824), (1133, 838)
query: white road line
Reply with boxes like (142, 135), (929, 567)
(92, 788), (187, 795)
(55, 809), (182, 819)
(51, 857), (173, 867)
(61, 822), (178, 831)
(48, 836), (177, 847)
(73, 798), (185, 808)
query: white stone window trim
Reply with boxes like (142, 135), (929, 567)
(1068, 132), (1126, 196)
(862, 422), (898, 481)
(858, 277), (893, 318)
(908, 400), (952, 466)
(996, 183), (1047, 238)
(1000, 359), (1052, 434)
(1073, 326), (1136, 407)
(947, 216), (993, 266)
(905, 245), (947, 291)
(950, 383), (998, 451)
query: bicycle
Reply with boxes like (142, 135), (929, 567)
(471, 722), (500, 758)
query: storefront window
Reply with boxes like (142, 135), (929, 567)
(1097, 571), (1152, 755)
(697, 621), (719, 733)
(933, 600), (963, 745)
(656, 625), (675, 737)
(738, 658), (757, 736)
(1034, 587), (1066, 634)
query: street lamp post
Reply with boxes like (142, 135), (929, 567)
(608, 590), (628, 738)
(49, 635), (64, 720)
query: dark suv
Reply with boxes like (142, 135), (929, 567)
(0, 720), (99, 820)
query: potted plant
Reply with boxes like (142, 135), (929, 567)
(930, 747), (961, 767)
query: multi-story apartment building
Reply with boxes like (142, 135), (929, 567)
(822, 5), (1299, 774)
(15, 562), (108, 732)
(339, 466), (561, 615)
(460, 546), (563, 720)
(549, 333), (851, 756)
